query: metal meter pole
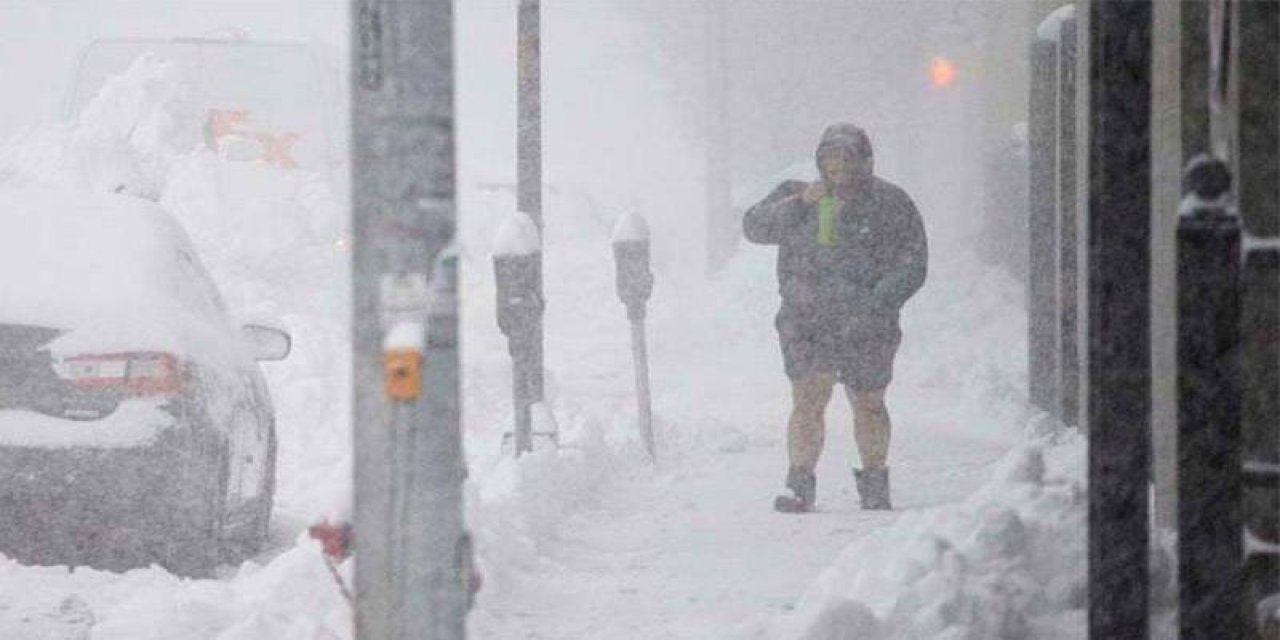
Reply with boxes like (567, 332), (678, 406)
(517, 0), (545, 442)
(352, 0), (470, 638)
(612, 213), (655, 462)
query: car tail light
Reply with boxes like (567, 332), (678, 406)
(56, 352), (185, 396)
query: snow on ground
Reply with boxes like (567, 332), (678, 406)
(0, 40), (1095, 640)
(774, 437), (1086, 640)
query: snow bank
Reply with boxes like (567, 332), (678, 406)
(0, 538), (349, 640)
(0, 53), (191, 199)
(777, 436), (1087, 640)
(468, 406), (656, 599)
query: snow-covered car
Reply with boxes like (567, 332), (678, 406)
(0, 186), (290, 576)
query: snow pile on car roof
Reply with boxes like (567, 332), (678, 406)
(0, 53), (193, 200)
(0, 185), (245, 365)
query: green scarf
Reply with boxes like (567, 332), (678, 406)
(817, 194), (839, 246)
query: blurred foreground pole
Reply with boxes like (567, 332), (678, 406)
(1055, 11), (1080, 428)
(1086, 1), (1151, 638)
(517, 0), (545, 451)
(1028, 24), (1059, 415)
(352, 0), (469, 638)
(1176, 156), (1243, 640)
(1236, 2), (1280, 620)
(612, 213), (655, 462)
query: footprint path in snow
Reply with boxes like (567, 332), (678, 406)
(469, 406), (1011, 640)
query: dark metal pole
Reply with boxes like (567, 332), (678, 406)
(518, 0), (542, 230)
(517, 0), (544, 454)
(1086, 1), (1152, 637)
(1182, 0), (1211, 161)
(1029, 34), (1060, 415)
(1057, 14), (1080, 428)
(1236, 0), (1280, 565)
(1242, 244), (1280, 638)
(352, 0), (469, 637)
(1177, 156), (1244, 640)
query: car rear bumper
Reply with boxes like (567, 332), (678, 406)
(0, 424), (217, 570)
(0, 399), (177, 449)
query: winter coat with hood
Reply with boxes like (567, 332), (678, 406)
(742, 123), (928, 333)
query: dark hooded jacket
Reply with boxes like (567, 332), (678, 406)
(742, 124), (927, 332)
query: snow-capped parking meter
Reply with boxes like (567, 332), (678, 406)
(493, 212), (544, 456)
(494, 252), (542, 342)
(612, 213), (653, 321)
(612, 212), (656, 462)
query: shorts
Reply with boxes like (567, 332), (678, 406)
(776, 307), (902, 392)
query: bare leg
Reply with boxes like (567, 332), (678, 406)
(788, 373), (836, 470)
(847, 388), (891, 470)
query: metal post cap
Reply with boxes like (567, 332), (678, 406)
(1183, 154), (1231, 200)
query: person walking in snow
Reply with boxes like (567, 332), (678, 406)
(743, 123), (927, 513)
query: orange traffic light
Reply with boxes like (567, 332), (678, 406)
(929, 56), (957, 88)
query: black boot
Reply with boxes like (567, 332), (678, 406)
(773, 467), (816, 513)
(854, 467), (891, 510)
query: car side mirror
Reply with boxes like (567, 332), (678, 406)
(242, 324), (292, 361)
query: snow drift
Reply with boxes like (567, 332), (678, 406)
(776, 436), (1087, 640)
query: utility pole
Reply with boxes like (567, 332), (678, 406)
(516, 0), (544, 454)
(352, 0), (470, 638)
(706, 0), (733, 273)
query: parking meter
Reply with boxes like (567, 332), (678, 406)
(612, 212), (653, 322)
(494, 251), (543, 341)
(493, 211), (543, 342)
(493, 212), (544, 455)
(612, 212), (655, 462)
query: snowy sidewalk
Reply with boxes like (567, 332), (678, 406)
(469, 405), (1012, 639)
(461, 205), (1029, 638)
